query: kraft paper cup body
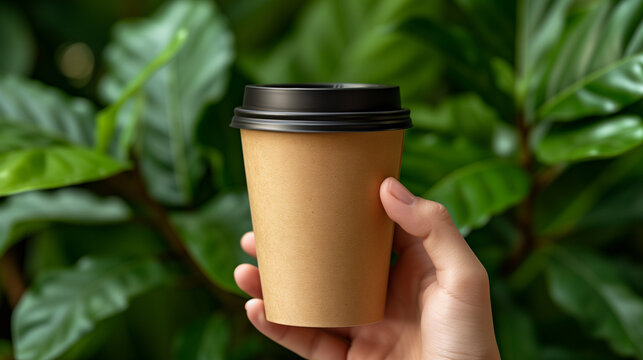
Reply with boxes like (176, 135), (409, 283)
(240, 129), (405, 327)
(230, 83), (412, 327)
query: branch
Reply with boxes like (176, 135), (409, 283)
(0, 248), (26, 308)
(96, 166), (244, 310)
(502, 114), (537, 275)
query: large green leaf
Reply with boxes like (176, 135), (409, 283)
(172, 192), (254, 296)
(0, 4), (35, 75)
(538, 55), (643, 121)
(535, 115), (643, 164)
(410, 94), (502, 144)
(0, 144), (126, 197)
(535, 148), (643, 235)
(409, 93), (516, 153)
(0, 189), (130, 257)
(578, 180), (643, 229)
(401, 133), (494, 195)
(0, 76), (95, 147)
(534, 0), (643, 121)
(12, 256), (171, 360)
(517, 0), (574, 120)
(96, 28), (188, 156)
(425, 160), (530, 234)
(99, 0), (234, 205)
(547, 247), (643, 357)
(241, 0), (443, 101)
(0, 78), (126, 195)
(172, 314), (230, 360)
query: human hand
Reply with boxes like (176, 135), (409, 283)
(234, 177), (500, 360)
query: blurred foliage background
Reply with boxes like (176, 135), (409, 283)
(1, 0), (643, 359)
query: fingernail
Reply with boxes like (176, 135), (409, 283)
(388, 177), (415, 205)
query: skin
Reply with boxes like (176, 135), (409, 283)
(234, 177), (501, 360)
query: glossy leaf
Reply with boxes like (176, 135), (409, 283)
(0, 76), (95, 146)
(547, 247), (643, 357)
(517, 0), (573, 120)
(99, 0), (234, 205)
(172, 314), (230, 360)
(0, 3), (35, 75)
(534, 0), (643, 121)
(172, 192), (254, 296)
(425, 160), (530, 234)
(12, 256), (171, 360)
(0, 189), (130, 257)
(241, 0), (444, 101)
(535, 115), (643, 164)
(96, 28), (188, 154)
(0, 144), (126, 197)
(538, 55), (643, 121)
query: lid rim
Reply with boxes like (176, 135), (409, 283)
(231, 83), (412, 133)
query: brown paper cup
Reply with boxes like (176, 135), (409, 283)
(241, 129), (404, 327)
(230, 84), (412, 327)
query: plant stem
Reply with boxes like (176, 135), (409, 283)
(96, 165), (244, 310)
(0, 248), (26, 308)
(503, 114), (536, 274)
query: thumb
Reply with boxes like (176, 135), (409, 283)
(379, 177), (488, 295)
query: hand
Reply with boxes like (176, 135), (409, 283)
(234, 177), (501, 360)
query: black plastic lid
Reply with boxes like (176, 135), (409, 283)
(230, 83), (412, 133)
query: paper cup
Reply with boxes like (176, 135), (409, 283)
(231, 84), (412, 327)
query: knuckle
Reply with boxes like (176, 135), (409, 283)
(422, 200), (451, 221)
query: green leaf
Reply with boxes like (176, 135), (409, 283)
(173, 314), (230, 360)
(535, 115), (643, 164)
(397, 17), (514, 120)
(533, 0), (643, 121)
(241, 0), (444, 101)
(535, 148), (643, 235)
(579, 180), (643, 229)
(538, 55), (643, 121)
(401, 133), (494, 195)
(12, 256), (171, 360)
(517, 0), (573, 116)
(0, 76), (95, 147)
(0, 144), (126, 197)
(96, 29), (189, 154)
(409, 93), (516, 152)
(0, 77), (126, 195)
(547, 247), (643, 357)
(172, 192), (254, 296)
(0, 3), (35, 75)
(99, 0), (234, 205)
(425, 160), (530, 235)
(0, 189), (130, 257)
